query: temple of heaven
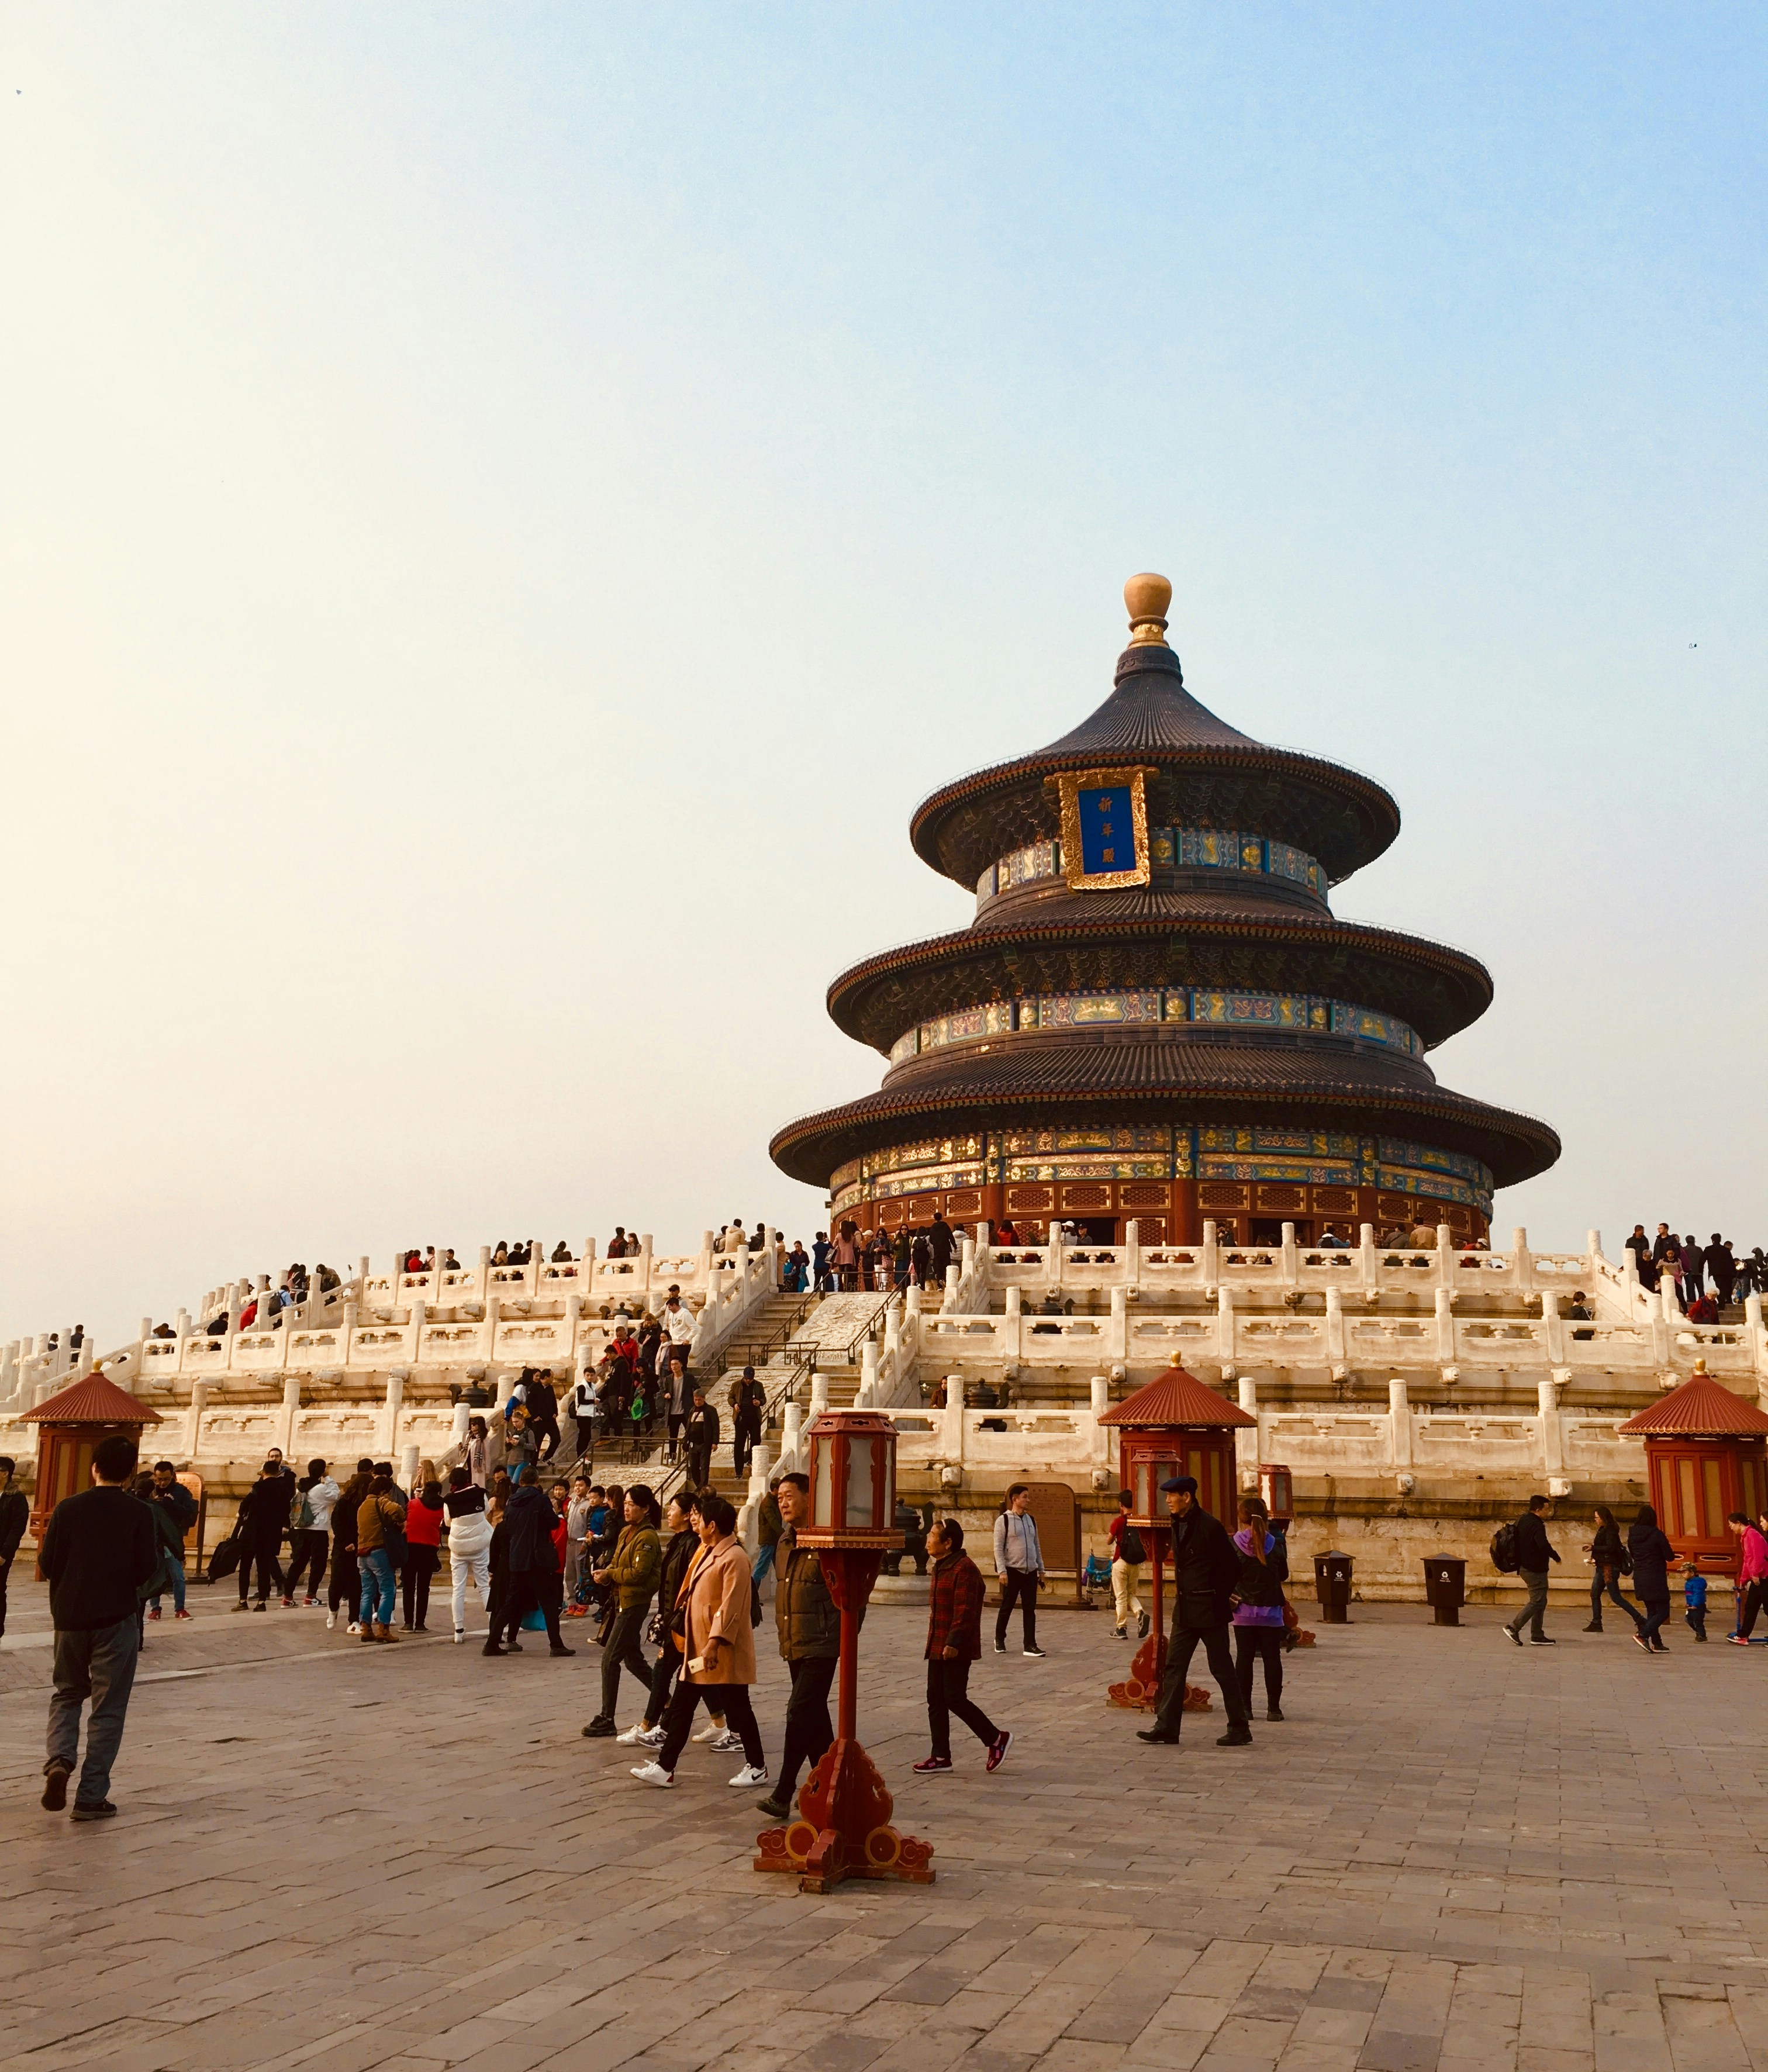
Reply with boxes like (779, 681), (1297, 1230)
(771, 575), (1559, 1248)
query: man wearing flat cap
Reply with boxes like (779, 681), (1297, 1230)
(1136, 1474), (1252, 1749)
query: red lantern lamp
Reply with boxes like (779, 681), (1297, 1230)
(755, 1411), (934, 1893)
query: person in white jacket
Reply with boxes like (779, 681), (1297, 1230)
(443, 1469), (493, 1643)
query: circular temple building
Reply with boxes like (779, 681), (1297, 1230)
(771, 575), (1559, 1248)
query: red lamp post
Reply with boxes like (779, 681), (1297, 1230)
(1099, 1366), (1256, 1713)
(754, 1410), (935, 1893)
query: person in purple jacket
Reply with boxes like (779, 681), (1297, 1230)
(1231, 1496), (1290, 1722)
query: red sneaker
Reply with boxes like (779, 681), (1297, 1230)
(146, 1607), (161, 1621)
(174, 1608), (193, 1620)
(911, 1755), (952, 1773)
(985, 1730), (1013, 1773)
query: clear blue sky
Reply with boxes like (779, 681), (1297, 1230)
(2, 6), (1762, 1344)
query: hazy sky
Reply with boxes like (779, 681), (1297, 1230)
(2, 6), (1762, 1349)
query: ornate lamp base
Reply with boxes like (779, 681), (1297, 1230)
(1107, 1631), (1213, 1712)
(755, 1738), (935, 1893)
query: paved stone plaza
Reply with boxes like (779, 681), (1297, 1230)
(4, 1583), (1768, 2072)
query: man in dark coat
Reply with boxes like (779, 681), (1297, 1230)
(1137, 1476), (1252, 1748)
(233, 1460), (291, 1610)
(0, 1455), (29, 1639)
(730, 1367), (766, 1481)
(683, 1390), (720, 1492)
(499, 1481), (574, 1657)
(755, 1473), (848, 1821)
(929, 1212), (955, 1282)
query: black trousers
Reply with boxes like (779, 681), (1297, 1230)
(995, 1568), (1038, 1650)
(1740, 1580), (1767, 1638)
(926, 1656), (999, 1759)
(506, 1569), (564, 1646)
(599, 1605), (652, 1719)
(686, 1446), (712, 1490)
(530, 1415), (562, 1464)
(403, 1545), (440, 1628)
(284, 1530), (328, 1599)
(0, 1554), (11, 1637)
(733, 1417), (761, 1479)
(329, 1544), (358, 1620)
(646, 1641), (682, 1725)
(238, 1543), (285, 1603)
(1154, 1623), (1249, 1734)
(779, 1654), (838, 1795)
(660, 1681), (763, 1771)
(1234, 1625), (1284, 1711)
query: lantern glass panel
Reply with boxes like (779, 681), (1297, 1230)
(1677, 1458), (1697, 1536)
(811, 1433), (836, 1528)
(1135, 1455), (1180, 1516)
(844, 1434), (876, 1528)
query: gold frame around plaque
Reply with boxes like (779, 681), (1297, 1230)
(1052, 766), (1154, 891)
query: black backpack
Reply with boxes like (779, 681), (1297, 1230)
(1490, 1521), (1521, 1573)
(1118, 1526), (1147, 1566)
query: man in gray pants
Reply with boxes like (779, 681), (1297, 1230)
(39, 1432), (160, 1819)
(1503, 1494), (1560, 1646)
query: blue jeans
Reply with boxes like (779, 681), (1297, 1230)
(1590, 1569), (1643, 1630)
(47, 1616), (140, 1807)
(358, 1548), (396, 1627)
(1639, 1595), (1671, 1647)
(150, 1556), (187, 1615)
(751, 1543), (777, 1585)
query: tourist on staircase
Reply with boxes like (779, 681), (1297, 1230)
(630, 1493), (768, 1790)
(684, 1389), (719, 1491)
(754, 1472), (842, 1821)
(730, 1366), (765, 1480)
(580, 1484), (662, 1739)
(526, 1370), (563, 1466)
(930, 1212), (955, 1284)
(443, 1467), (492, 1642)
(910, 1231), (934, 1289)
(661, 1286), (696, 1375)
(914, 1517), (1010, 1776)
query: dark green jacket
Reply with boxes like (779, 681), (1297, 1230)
(774, 1522), (854, 1660)
(606, 1522), (662, 1611)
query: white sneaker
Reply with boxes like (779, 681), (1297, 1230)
(347, 1622), (362, 1635)
(616, 1722), (656, 1745)
(453, 1629), (465, 1644)
(630, 1762), (675, 1787)
(692, 1723), (723, 1744)
(325, 1611), (337, 1631)
(728, 1763), (769, 1788)
(709, 1730), (743, 1753)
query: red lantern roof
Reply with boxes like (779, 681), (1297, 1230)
(1099, 1365), (1255, 1429)
(1618, 1366), (1768, 1438)
(19, 1373), (163, 1427)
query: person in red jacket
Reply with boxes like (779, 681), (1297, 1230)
(913, 1518), (1010, 1776)
(402, 1479), (446, 1631)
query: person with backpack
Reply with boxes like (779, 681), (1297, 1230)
(1499, 1494), (1560, 1646)
(1231, 1496), (1290, 1720)
(1107, 1489), (1149, 1641)
(1582, 1505), (1645, 1635)
(1628, 1504), (1679, 1653)
(282, 1460), (337, 1607)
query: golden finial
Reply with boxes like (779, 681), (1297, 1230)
(1124, 572), (1172, 647)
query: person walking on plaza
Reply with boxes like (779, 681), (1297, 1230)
(730, 1367), (765, 1482)
(443, 1467), (492, 1642)
(684, 1388), (719, 1492)
(1107, 1488), (1148, 1641)
(617, 1493), (702, 1746)
(580, 1485), (662, 1737)
(1501, 1494), (1560, 1646)
(993, 1484), (1046, 1657)
(1728, 1511), (1768, 1643)
(353, 1468), (406, 1643)
(1137, 1474), (1252, 1749)
(630, 1494), (768, 1788)
(503, 1477), (574, 1656)
(914, 1517), (1010, 1775)
(282, 1460), (336, 1607)
(1628, 1503), (1677, 1653)
(755, 1472), (844, 1820)
(1231, 1497), (1289, 1721)
(233, 1459), (292, 1612)
(39, 1432), (158, 1819)
(0, 1456), (27, 1639)
(1683, 1559), (1709, 1641)
(143, 1463), (197, 1622)
(1583, 1505), (1645, 1635)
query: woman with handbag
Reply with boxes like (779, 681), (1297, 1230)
(614, 1494), (734, 1753)
(630, 1493), (768, 1789)
(1231, 1497), (1290, 1721)
(1583, 1505), (1645, 1635)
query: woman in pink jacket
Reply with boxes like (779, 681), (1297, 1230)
(630, 1493), (768, 1789)
(1727, 1512), (1768, 1642)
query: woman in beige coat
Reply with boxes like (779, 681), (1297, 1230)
(630, 1493), (768, 1789)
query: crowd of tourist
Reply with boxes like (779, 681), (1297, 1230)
(1624, 1224), (1764, 1310)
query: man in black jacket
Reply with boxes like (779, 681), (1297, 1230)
(1503, 1494), (1560, 1646)
(0, 1456), (29, 1639)
(233, 1460), (291, 1611)
(1136, 1476), (1252, 1749)
(755, 1473), (844, 1823)
(39, 1432), (159, 1819)
(684, 1390), (719, 1492)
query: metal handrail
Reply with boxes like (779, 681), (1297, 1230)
(724, 1287), (820, 1376)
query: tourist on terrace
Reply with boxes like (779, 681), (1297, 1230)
(914, 1517), (1010, 1776)
(143, 1463), (196, 1622)
(282, 1460), (336, 1607)
(1137, 1475), (1252, 1749)
(1232, 1497), (1289, 1720)
(1628, 1505), (1678, 1653)
(1708, 1237), (1737, 1307)
(1501, 1494), (1560, 1646)
(1583, 1507), (1646, 1635)
(830, 1227), (860, 1291)
(662, 1353), (693, 1461)
(661, 1285), (696, 1366)
(1727, 1511), (1768, 1643)
(502, 1404), (538, 1486)
(232, 1460), (292, 1613)
(684, 1389), (719, 1491)
(754, 1472), (841, 1819)
(0, 1457), (27, 1638)
(1107, 1489), (1148, 1642)
(993, 1484), (1046, 1658)
(402, 1478), (446, 1631)
(551, 1240), (572, 1262)
(580, 1484), (662, 1739)
(442, 1467), (491, 1643)
(930, 1212), (955, 1282)
(38, 1431), (159, 1821)
(630, 1493), (767, 1790)
(353, 1469), (406, 1643)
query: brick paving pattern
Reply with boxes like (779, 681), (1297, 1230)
(3, 1582), (1767, 2070)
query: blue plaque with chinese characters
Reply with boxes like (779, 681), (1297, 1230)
(1076, 786), (1132, 876)
(1054, 765), (1152, 890)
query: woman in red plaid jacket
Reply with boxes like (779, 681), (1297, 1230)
(914, 1519), (1011, 1775)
